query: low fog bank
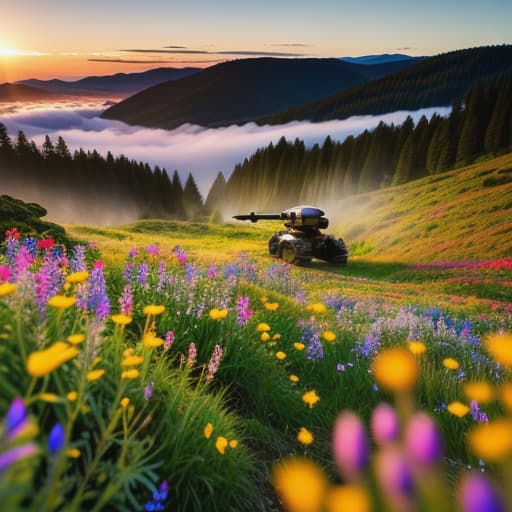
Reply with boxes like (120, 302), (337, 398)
(1, 101), (451, 197)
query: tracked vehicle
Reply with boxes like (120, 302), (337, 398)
(233, 205), (348, 266)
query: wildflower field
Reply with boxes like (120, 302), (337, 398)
(1, 217), (512, 512)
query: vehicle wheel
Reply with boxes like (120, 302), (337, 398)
(279, 239), (312, 266)
(325, 237), (348, 265)
(268, 234), (280, 256)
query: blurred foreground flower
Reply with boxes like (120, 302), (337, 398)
(373, 348), (419, 393)
(27, 342), (79, 378)
(273, 457), (327, 512)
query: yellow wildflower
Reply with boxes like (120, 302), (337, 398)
(215, 436), (228, 455)
(120, 397), (130, 408)
(447, 401), (470, 418)
(276, 351), (286, 360)
(485, 333), (512, 368)
(0, 282), (17, 297)
(297, 427), (314, 445)
(407, 341), (427, 355)
(122, 355), (144, 367)
(302, 390), (320, 408)
(272, 333), (281, 340)
(272, 457), (328, 512)
(123, 348), (135, 357)
(143, 305), (165, 316)
(67, 448), (81, 458)
(294, 342), (305, 351)
(260, 296), (268, 303)
(66, 271), (89, 284)
(464, 381), (495, 404)
(27, 342), (79, 377)
(442, 358), (459, 370)
(373, 348), (419, 393)
(229, 440), (238, 448)
(265, 302), (279, 311)
(469, 420), (512, 461)
(290, 374), (300, 383)
(48, 295), (76, 309)
(500, 383), (512, 410)
(256, 322), (271, 332)
(325, 485), (370, 512)
(209, 308), (228, 320)
(38, 393), (59, 403)
(67, 333), (85, 345)
(261, 332), (270, 342)
(86, 369), (105, 382)
(67, 391), (78, 401)
(111, 314), (132, 326)
(307, 302), (327, 314)
(121, 369), (140, 380)
(143, 334), (164, 348)
(322, 331), (336, 343)
(204, 423), (213, 439)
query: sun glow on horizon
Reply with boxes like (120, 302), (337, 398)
(0, 46), (48, 58)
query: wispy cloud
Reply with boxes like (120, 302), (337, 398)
(88, 58), (171, 64)
(121, 48), (306, 57)
(268, 43), (312, 47)
(0, 101), (450, 197)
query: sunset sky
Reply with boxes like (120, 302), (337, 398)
(1, 0), (511, 82)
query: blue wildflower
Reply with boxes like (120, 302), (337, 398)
(48, 423), (65, 455)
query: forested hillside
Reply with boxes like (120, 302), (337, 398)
(0, 126), (204, 224)
(101, 57), (418, 129)
(264, 45), (512, 125)
(215, 73), (512, 213)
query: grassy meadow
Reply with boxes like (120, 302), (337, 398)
(1, 153), (512, 511)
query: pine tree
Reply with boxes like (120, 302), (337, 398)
(205, 172), (226, 214)
(183, 173), (204, 220)
(484, 75), (512, 154)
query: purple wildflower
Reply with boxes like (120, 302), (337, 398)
(164, 331), (175, 351)
(332, 411), (369, 482)
(405, 412), (443, 465)
(376, 446), (415, 512)
(128, 248), (138, 258)
(87, 262), (110, 319)
(48, 423), (65, 455)
(6, 235), (19, 265)
(144, 381), (154, 401)
(119, 285), (133, 315)
(236, 296), (253, 325)
(336, 363), (345, 372)
(5, 397), (28, 439)
(14, 246), (34, 276)
(146, 245), (159, 256)
(207, 264), (216, 278)
(206, 345), (223, 381)
(136, 262), (149, 288)
(0, 443), (39, 472)
(188, 342), (197, 365)
(123, 262), (135, 283)
(70, 245), (86, 272)
(22, 237), (37, 258)
(458, 472), (504, 512)
(144, 480), (169, 511)
(34, 254), (65, 316)
(470, 401), (489, 423)
(156, 261), (168, 292)
(371, 402), (399, 445)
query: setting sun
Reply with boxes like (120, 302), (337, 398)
(0, 47), (17, 57)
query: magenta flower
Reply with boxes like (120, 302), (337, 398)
(146, 245), (159, 256)
(188, 342), (197, 365)
(371, 402), (399, 445)
(236, 296), (253, 325)
(405, 412), (443, 466)
(458, 472), (504, 512)
(0, 265), (11, 283)
(164, 331), (175, 351)
(376, 446), (415, 512)
(206, 344), (224, 381)
(0, 443), (39, 472)
(332, 411), (369, 482)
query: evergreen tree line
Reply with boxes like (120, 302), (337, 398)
(0, 127), (205, 224)
(214, 73), (512, 213)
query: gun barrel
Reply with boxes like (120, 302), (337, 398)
(233, 212), (283, 222)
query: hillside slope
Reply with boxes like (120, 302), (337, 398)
(101, 57), (417, 129)
(263, 45), (512, 124)
(334, 152), (512, 262)
(0, 82), (59, 101)
(18, 67), (200, 97)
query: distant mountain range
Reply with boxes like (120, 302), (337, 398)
(264, 45), (512, 125)
(0, 83), (60, 102)
(101, 57), (417, 129)
(340, 53), (425, 65)
(15, 67), (200, 98)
